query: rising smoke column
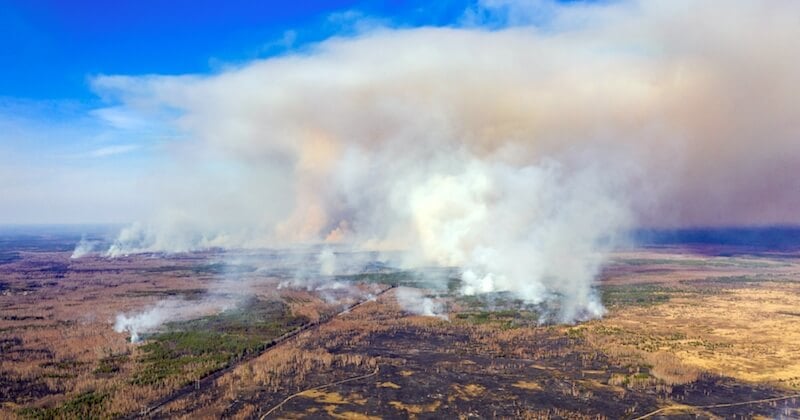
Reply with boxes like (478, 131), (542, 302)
(91, 0), (800, 322)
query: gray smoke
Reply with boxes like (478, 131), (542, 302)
(86, 0), (800, 323)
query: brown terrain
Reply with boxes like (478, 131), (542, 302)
(1, 231), (800, 419)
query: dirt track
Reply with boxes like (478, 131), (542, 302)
(126, 285), (396, 419)
(632, 393), (800, 419)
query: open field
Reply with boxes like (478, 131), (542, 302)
(1, 231), (800, 418)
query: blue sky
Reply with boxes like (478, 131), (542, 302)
(0, 0), (471, 101)
(1, 1), (796, 228)
(0, 0), (481, 223)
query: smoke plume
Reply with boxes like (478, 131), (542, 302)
(113, 297), (238, 343)
(71, 237), (101, 259)
(395, 287), (449, 320)
(89, 0), (800, 322)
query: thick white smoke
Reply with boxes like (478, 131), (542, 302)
(89, 0), (800, 323)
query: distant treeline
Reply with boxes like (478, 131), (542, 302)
(0, 224), (119, 252)
(632, 226), (800, 252)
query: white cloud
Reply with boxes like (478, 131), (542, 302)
(90, 106), (149, 130)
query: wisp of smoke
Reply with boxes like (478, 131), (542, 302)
(114, 299), (193, 343)
(71, 237), (101, 259)
(113, 290), (247, 342)
(395, 287), (449, 320)
(318, 248), (337, 277)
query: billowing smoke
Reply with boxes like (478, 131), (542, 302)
(88, 0), (800, 323)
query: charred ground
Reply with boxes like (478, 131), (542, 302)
(1, 229), (799, 418)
